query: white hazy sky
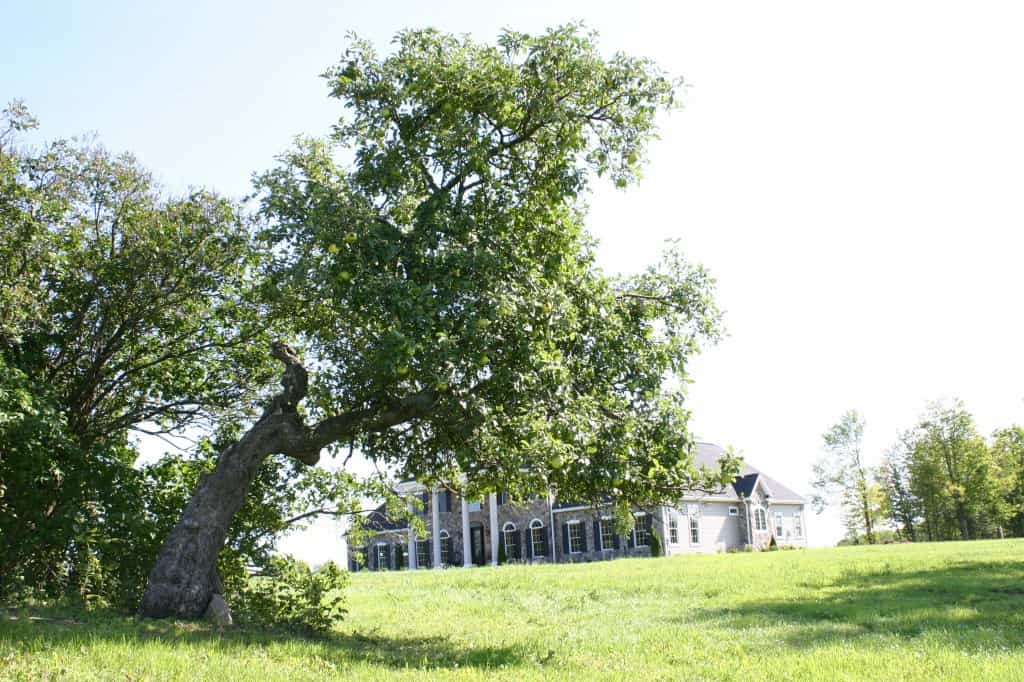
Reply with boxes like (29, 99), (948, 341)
(6, 1), (1024, 557)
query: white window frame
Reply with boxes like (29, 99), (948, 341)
(567, 520), (584, 554)
(416, 538), (429, 568)
(633, 512), (650, 547)
(668, 514), (679, 544)
(529, 518), (545, 557)
(439, 530), (450, 565)
(502, 522), (517, 558)
(728, 506), (739, 516)
(774, 512), (784, 537)
(794, 512), (804, 538)
(755, 507), (767, 531)
(689, 515), (701, 545)
(599, 517), (614, 551)
(375, 542), (389, 570)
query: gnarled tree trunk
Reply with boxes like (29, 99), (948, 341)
(139, 343), (318, 619)
(139, 342), (439, 620)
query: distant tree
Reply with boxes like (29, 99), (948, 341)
(812, 410), (880, 543)
(141, 25), (735, 620)
(907, 400), (1005, 541)
(990, 425), (1024, 537)
(877, 433), (918, 541)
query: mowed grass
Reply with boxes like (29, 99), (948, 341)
(3, 540), (1023, 681)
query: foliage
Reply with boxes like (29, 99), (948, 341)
(873, 400), (1020, 542)
(648, 528), (663, 557)
(229, 557), (348, 634)
(254, 24), (733, 511)
(990, 426), (1024, 537)
(905, 400), (1006, 541)
(811, 410), (882, 543)
(3, 541), (1024, 680)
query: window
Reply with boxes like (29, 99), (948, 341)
(689, 515), (700, 544)
(775, 512), (784, 537)
(755, 508), (767, 531)
(567, 521), (584, 553)
(633, 513), (650, 547)
(502, 522), (517, 558)
(668, 514), (679, 544)
(439, 530), (450, 565)
(529, 519), (545, 557)
(794, 513), (803, 538)
(416, 539), (429, 568)
(375, 543), (389, 570)
(599, 518), (614, 551)
(728, 506), (739, 516)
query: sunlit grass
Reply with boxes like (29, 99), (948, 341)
(3, 540), (1023, 680)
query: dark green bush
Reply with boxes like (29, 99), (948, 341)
(230, 556), (348, 634)
(649, 530), (663, 557)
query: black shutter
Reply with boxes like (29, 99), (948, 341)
(389, 544), (395, 570)
(594, 520), (602, 551)
(541, 529), (549, 558)
(562, 523), (570, 555)
(580, 523), (588, 552)
(512, 529), (520, 559)
(614, 532), (621, 550)
(445, 537), (453, 565)
(524, 529), (532, 559)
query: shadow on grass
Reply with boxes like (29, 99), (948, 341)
(689, 559), (1024, 651)
(0, 612), (528, 671)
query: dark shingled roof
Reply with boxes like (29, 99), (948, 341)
(365, 503), (408, 532)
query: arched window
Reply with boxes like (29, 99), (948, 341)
(439, 530), (451, 565)
(529, 518), (545, 558)
(502, 522), (517, 559)
(754, 507), (767, 531)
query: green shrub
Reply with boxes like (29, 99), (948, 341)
(649, 530), (663, 557)
(230, 556), (348, 634)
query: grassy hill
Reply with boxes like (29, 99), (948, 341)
(3, 540), (1023, 680)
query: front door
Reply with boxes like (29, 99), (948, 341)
(471, 525), (486, 566)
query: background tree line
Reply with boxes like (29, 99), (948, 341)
(813, 402), (1024, 545)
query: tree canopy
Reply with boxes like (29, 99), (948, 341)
(253, 25), (730, 503)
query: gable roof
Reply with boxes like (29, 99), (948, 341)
(692, 442), (805, 502)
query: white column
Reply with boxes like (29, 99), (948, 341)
(407, 498), (417, 570)
(489, 492), (499, 566)
(548, 489), (557, 562)
(431, 489), (442, 569)
(461, 496), (472, 567)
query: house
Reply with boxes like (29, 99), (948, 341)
(348, 442), (807, 571)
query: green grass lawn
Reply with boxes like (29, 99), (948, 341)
(3, 540), (1023, 680)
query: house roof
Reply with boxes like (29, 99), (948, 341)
(364, 503), (408, 532)
(692, 442), (805, 502)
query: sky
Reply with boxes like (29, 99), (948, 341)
(5, 0), (1024, 558)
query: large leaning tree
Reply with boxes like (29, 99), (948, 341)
(140, 25), (734, 620)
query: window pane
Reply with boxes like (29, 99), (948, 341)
(600, 520), (613, 550)
(568, 523), (583, 553)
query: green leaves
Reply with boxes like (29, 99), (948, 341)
(256, 25), (728, 507)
